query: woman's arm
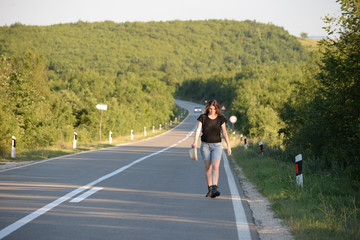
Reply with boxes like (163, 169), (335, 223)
(221, 123), (232, 156)
(192, 121), (202, 148)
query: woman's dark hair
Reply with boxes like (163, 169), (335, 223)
(205, 99), (223, 116)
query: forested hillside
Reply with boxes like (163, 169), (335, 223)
(0, 20), (307, 155)
(1, 20), (305, 82)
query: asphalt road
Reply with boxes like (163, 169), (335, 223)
(0, 99), (258, 240)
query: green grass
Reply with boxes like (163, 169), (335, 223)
(231, 140), (359, 240)
(298, 38), (320, 52)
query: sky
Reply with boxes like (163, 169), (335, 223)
(0, 0), (341, 37)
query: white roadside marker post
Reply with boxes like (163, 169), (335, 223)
(259, 140), (263, 156)
(11, 136), (16, 159)
(153, 126), (155, 133)
(131, 130), (134, 140)
(144, 127), (147, 137)
(296, 154), (303, 187)
(73, 132), (77, 149)
(109, 131), (112, 144)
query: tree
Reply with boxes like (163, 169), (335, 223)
(317, 0), (360, 167)
(300, 32), (308, 39)
(0, 52), (56, 153)
(281, 0), (360, 179)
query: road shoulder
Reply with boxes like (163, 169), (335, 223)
(230, 157), (294, 240)
(0, 161), (36, 171)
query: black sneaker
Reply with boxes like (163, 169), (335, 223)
(210, 185), (220, 198)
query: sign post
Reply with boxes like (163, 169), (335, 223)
(229, 115), (237, 131)
(96, 104), (107, 142)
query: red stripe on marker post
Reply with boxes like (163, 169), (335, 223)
(296, 164), (299, 174)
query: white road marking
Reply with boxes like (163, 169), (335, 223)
(223, 152), (252, 240)
(0, 186), (90, 239)
(70, 187), (103, 203)
(0, 141), (183, 239)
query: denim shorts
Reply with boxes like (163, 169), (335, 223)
(200, 142), (223, 161)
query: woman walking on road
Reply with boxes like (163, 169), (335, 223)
(192, 99), (232, 198)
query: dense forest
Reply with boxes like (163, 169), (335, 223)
(0, 19), (306, 154)
(0, 0), (359, 182)
(281, 0), (360, 180)
(178, 0), (360, 180)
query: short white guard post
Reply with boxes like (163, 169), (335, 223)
(296, 154), (303, 187)
(244, 137), (248, 150)
(131, 130), (134, 140)
(144, 127), (147, 137)
(159, 124), (162, 130)
(233, 131), (236, 140)
(152, 126), (155, 133)
(259, 140), (263, 156)
(109, 131), (112, 144)
(73, 132), (77, 149)
(11, 136), (16, 159)
(165, 122), (168, 129)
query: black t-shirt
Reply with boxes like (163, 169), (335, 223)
(197, 114), (227, 143)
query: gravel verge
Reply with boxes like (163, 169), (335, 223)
(230, 157), (294, 240)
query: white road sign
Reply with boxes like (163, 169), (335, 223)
(96, 104), (107, 110)
(229, 116), (237, 123)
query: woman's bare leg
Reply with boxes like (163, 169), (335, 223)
(204, 160), (212, 186)
(211, 158), (221, 186)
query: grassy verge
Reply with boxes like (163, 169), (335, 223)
(231, 139), (359, 240)
(0, 113), (187, 164)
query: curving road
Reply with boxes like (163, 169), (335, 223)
(0, 99), (258, 240)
